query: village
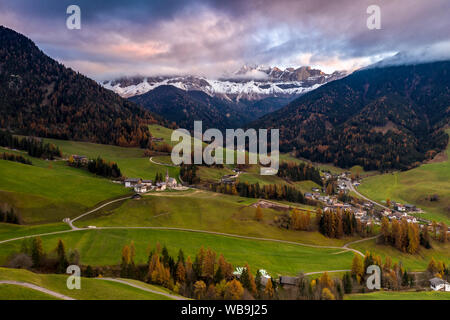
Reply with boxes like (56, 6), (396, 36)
(124, 169), (186, 193)
(305, 171), (424, 225)
(69, 154), (185, 194)
(69, 154), (449, 294)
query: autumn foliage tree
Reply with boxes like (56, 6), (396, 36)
(378, 218), (422, 254)
(255, 205), (263, 222)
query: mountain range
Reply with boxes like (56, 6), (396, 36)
(1, 25), (448, 171)
(102, 66), (346, 101)
(104, 66), (345, 130)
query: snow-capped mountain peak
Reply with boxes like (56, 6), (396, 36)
(102, 65), (347, 100)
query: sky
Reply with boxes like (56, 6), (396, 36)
(1, 0), (449, 80)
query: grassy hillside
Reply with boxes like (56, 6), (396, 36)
(0, 284), (60, 300)
(357, 129), (450, 224)
(345, 290), (450, 300)
(0, 134), (185, 224)
(0, 229), (354, 276)
(0, 267), (176, 300)
(0, 222), (69, 241)
(0, 159), (129, 224)
(43, 137), (180, 180)
(348, 238), (450, 271)
(74, 189), (348, 246)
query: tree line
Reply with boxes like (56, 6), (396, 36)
(119, 243), (279, 300)
(1, 152), (32, 165)
(277, 162), (322, 186)
(180, 165), (200, 185)
(317, 208), (373, 238)
(68, 156), (122, 179)
(7, 237), (79, 273)
(87, 157), (121, 179)
(210, 181), (316, 206)
(0, 130), (62, 159)
(0, 206), (21, 224)
(379, 217), (438, 254)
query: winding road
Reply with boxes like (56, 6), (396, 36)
(345, 180), (391, 211)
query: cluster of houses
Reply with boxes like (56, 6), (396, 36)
(124, 170), (181, 193)
(381, 209), (418, 223)
(305, 184), (380, 225)
(380, 201), (422, 224)
(317, 171), (425, 226)
(390, 201), (419, 213)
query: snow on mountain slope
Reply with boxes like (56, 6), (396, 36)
(102, 66), (347, 100)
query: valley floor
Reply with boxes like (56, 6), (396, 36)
(0, 127), (448, 300)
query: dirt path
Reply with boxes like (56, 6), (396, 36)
(98, 278), (186, 300)
(149, 156), (178, 167)
(304, 270), (351, 276)
(343, 234), (380, 248)
(69, 196), (133, 228)
(0, 222), (371, 256)
(93, 226), (367, 257)
(0, 280), (75, 300)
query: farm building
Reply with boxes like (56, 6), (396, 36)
(125, 178), (141, 188)
(134, 184), (148, 193)
(429, 277), (450, 291)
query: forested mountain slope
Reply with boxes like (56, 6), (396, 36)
(252, 61), (450, 170)
(0, 26), (165, 147)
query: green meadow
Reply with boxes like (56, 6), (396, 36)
(0, 222), (69, 241)
(0, 267), (176, 300)
(0, 229), (354, 276)
(348, 237), (450, 271)
(43, 136), (180, 180)
(74, 189), (350, 246)
(0, 132), (186, 224)
(357, 129), (450, 224)
(0, 159), (129, 224)
(345, 290), (450, 300)
(0, 284), (60, 300)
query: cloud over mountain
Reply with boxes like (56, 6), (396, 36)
(1, 0), (449, 79)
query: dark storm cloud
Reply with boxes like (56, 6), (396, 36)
(1, 0), (449, 78)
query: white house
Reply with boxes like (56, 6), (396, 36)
(430, 277), (450, 291)
(134, 184), (148, 193)
(125, 178), (141, 188)
(156, 182), (167, 191)
(141, 180), (153, 186)
(259, 269), (271, 286)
